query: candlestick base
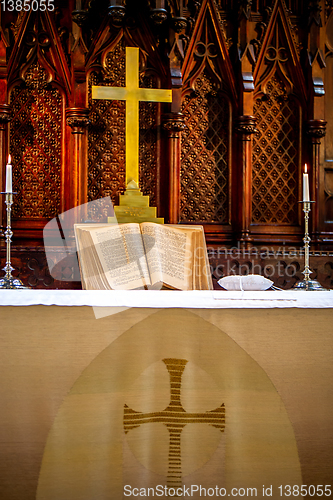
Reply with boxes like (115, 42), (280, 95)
(0, 276), (30, 289)
(293, 279), (327, 291)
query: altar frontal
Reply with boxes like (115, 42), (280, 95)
(2, 303), (330, 500)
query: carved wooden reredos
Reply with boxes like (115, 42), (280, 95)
(1, 0), (333, 284)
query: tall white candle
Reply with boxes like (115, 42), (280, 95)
(303, 163), (310, 202)
(5, 154), (12, 193)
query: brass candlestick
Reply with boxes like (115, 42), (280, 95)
(0, 192), (28, 289)
(293, 200), (326, 291)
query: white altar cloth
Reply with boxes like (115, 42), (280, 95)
(0, 289), (333, 308)
(0, 289), (333, 499)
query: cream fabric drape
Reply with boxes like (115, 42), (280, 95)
(0, 304), (332, 499)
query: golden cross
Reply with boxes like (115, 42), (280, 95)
(124, 358), (225, 489)
(92, 47), (172, 186)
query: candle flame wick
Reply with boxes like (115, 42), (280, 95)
(8, 154), (11, 164)
(304, 163), (307, 173)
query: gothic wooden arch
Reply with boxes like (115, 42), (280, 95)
(6, 9), (70, 241)
(180, 0), (237, 244)
(251, 0), (308, 244)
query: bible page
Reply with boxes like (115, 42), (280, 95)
(141, 223), (193, 290)
(75, 228), (113, 290)
(88, 224), (151, 290)
(174, 225), (213, 290)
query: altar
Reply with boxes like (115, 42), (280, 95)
(0, 290), (332, 500)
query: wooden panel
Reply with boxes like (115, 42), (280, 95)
(2, 244), (333, 291)
(0, 246), (81, 289)
(252, 75), (300, 225)
(0, 0), (332, 279)
(10, 74), (62, 220)
(324, 54), (333, 161)
(88, 41), (126, 209)
(181, 72), (229, 223)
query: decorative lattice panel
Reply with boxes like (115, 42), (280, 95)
(88, 43), (158, 211)
(180, 71), (229, 223)
(252, 76), (299, 224)
(10, 66), (62, 219)
(88, 42), (126, 205)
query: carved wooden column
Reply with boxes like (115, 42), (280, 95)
(306, 119), (326, 245)
(67, 2), (89, 212)
(66, 108), (90, 210)
(235, 115), (257, 245)
(0, 104), (11, 232)
(236, 1), (256, 245)
(306, 1), (326, 247)
(163, 112), (186, 224)
(161, 1), (187, 224)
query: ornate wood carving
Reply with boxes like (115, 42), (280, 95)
(2, 244), (333, 290)
(163, 112), (186, 223)
(180, 0), (236, 235)
(0, 104), (11, 232)
(209, 247), (333, 290)
(326, 0), (333, 21)
(250, 0), (307, 242)
(88, 41), (127, 208)
(66, 108), (90, 134)
(0, 1), (333, 287)
(3, 9), (70, 239)
(306, 119), (327, 244)
(235, 115), (257, 138)
(323, 8), (333, 239)
(235, 115), (257, 244)
(252, 76), (300, 224)
(0, 104), (11, 129)
(253, 1), (307, 101)
(10, 79), (62, 220)
(0, 246), (81, 289)
(108, 4), (127, 27)
(181, 73), (229, 223)
(72, 8), (89, 29)
(307, 118), (327, 142)
(66, 107), (90, 212)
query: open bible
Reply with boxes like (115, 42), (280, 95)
(74, 222), (213, 291)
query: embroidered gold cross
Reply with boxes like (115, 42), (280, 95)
(124, 358), (225, 489)
(92, 46), (172, 187)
